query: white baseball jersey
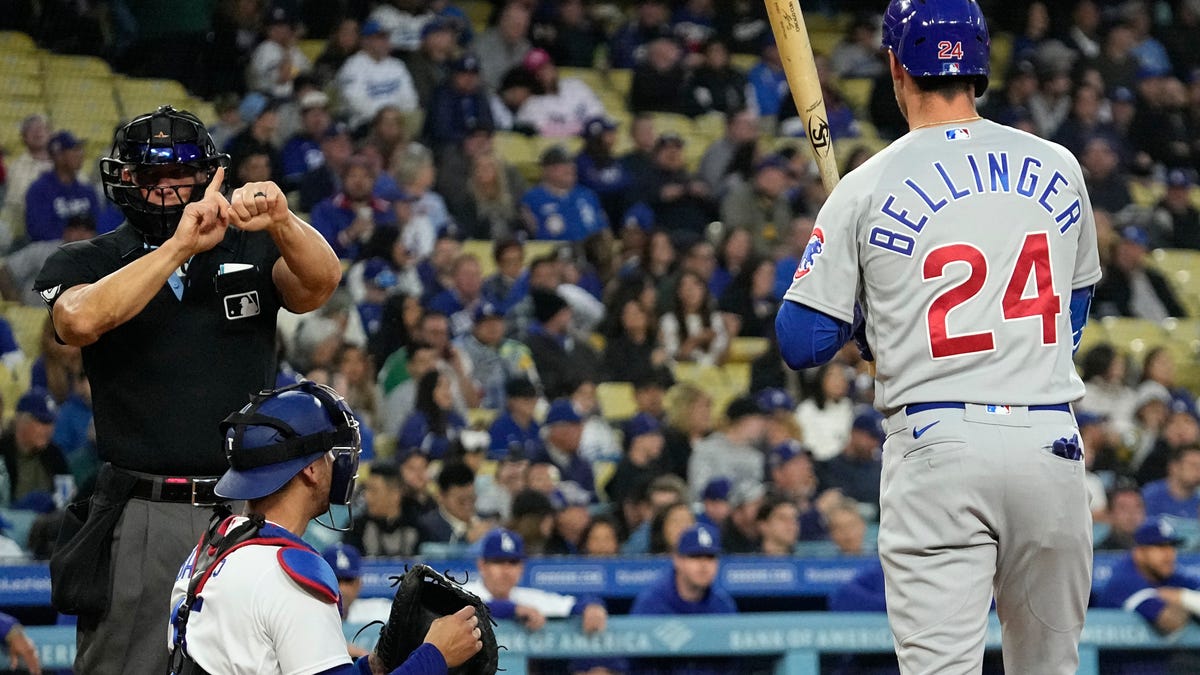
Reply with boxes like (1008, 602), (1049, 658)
(168, 527), (351, 675)
(785, 119), (1101, 411)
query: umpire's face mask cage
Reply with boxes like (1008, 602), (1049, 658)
(99, 105), (229, 244)
(220, 381), (362, 527)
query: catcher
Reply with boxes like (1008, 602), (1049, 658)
(167, 381), (496, 675)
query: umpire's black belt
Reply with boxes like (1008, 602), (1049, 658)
(905, 402), (1071, 415)
(114, 467), (224, 506)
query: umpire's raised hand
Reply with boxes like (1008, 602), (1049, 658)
(173, 166), (230, 256)
(230, 179), (292, 234)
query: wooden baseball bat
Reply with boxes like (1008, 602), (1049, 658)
(763, 0), (840, 193)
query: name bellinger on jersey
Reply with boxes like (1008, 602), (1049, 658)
(785, 119), (1102, 413)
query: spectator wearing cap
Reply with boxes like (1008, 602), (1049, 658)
(417, 461), (488, 548)
(1075, 410), (1116, 518)
(247, 5), (311, 98)
(351, 257), (399, 340)
(321, 542), (364, 619)
(576, 116), (633, 227)
(519, 145), (607, 242)
(629, 523), (737, 675)
(515, 48), (607, 138)
(1, 388), (68, 507)
(819, 411), (884, 517)
(687, 396), (766, 498)
(643, 133), (717, 243)
(298, 122), (354, 212)
(425, 53), (496, 151)
(336, 20), (419, 130)
(0, 114), (51, 246)
(223, 94), (284, 187)
(697, 477), (731, 529)
(1095, 516), (1200, 656)
(524, 289), (600, 398)
(403, 18), (457, 109)
(426, 252), (485, 337)
(608, 0), (674, 69)
(545, 480), (593, 554)
(475, 3), (533, 91)
(530, 398), (596, 500)
(488, 378), (543, 460)
(606, 413), (668, 505)
(1098, 484), (1146, 551)
(629, 37), (688, 115)
(310, 157), (397, 260)
(747, 35), (788, 119)
(1142, 445), (1200, 520)
(456, 302), (540, 408)
(765, 440), (829, 539)
(465, 527), (608, 634)
(280, 91), (333, 188)
(755, 388), (800, 447)
(1094, 223), (1186, 320)
(24, 131), (101, 243)
(398, 370), (467, 460)
(344, 460), (421, 557)
(365, 0), (433, 52)
(1153, 169), (1200, 249)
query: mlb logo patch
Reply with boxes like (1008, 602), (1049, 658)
(942, 62), (961, 75)
(985, 405), (1012, 415)
(793, 227), (826, 280)
(945, 128), (971, 141)
(224, 291), (261, 320)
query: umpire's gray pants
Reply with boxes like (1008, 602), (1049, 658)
(75, 499), (215, 675)
(878, 404), (1092, 675)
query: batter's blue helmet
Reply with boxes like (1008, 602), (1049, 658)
(216, 381), (361, 503)
(882, 0), (990, 94)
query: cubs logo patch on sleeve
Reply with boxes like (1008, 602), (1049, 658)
(794, 227), (826, 280)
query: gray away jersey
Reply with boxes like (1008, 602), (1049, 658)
(785, 119), (1102, 412)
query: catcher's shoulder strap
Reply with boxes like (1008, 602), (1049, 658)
(167, 509), (321, 675)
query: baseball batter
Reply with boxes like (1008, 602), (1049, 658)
(776, 1), (1100, 673)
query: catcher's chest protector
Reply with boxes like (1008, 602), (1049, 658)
(167, 513), (327, 675)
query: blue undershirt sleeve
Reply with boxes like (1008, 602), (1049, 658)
(1070, 286), (1093, 355)
(776, 300), (853, 370)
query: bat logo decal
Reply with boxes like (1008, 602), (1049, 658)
(808, 113), (831, 158)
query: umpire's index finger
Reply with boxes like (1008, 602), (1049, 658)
(205, 166), (225, 199)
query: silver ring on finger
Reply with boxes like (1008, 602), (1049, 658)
(253, 191), (267, 198)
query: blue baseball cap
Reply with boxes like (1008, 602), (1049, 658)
(473, 302), (504, 322)
(361, 20), (387, 37)
(451, 53), (481, 73)
(421, 17), (454, 39)
(851, 411), (885, 443)
(581, 116), (617, 139)
(755, 388), (795, 413)
(17, 388), (58, 424)
(622, 202), (655, 231)
(1134, 517), (1184, 547)
(321, 543), (363, 580)
(768, 439), (809, 470)
(1120, 226), (1150, 249)
(238, 92), (270, 124)
(544, 398), (582, 425)
(624, 412), (662, 440)
(1074, 411), (1107, 428)
(676, 523), (722, 556)
(701, 477), (731, 501)
(549, 480), (591, 510)
(480, 527), (526, 561)
(1167, 169), (1195, 189)
(48, 131), (81, 154)
(362, 258), (398, 289)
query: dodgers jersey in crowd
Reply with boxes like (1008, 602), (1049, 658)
(520, 184), (607, 241)
(785, 119), (1101, 410)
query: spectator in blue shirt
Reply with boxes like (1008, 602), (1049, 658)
(1141, 445), (1200, 520)
(520, 146), (607, 242)
(576, 116), (633, 227)
(528, 398), (596, 499)
(279, 90), (333, 189)
(25, 131), (101, 242)
(310, 156), (397, 259)
(397, 369), (466, 459)
(425, 252), (485, 338)
(488, 378), (543, 461)
(425, 53), (494, 152)
(608, 0), (674, 69)
(480, 238), (529, 314)
(1095, 517), (1200, 672)
(747, 39), (788, 118)
(629, 523), (737, 675)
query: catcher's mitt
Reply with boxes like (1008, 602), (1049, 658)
(374, 563), (499, 674)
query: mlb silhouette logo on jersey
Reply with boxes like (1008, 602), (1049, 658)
(224, 291), (261, 320)
(794, 227), (826, 279)
(945, 128), (971, 141)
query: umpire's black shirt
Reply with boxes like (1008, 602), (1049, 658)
(34, 223), (283, 476)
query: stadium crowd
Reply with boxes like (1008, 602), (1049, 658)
(1, 0), (1200, 668)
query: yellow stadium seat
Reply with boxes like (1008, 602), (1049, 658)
(990, 32), (1013, 76)
(0, 31), (37, 52)
(42, 54), (111, 79)
(596, 381), (637, 422)
(593, 460), (617, 495)
(727, 337), (769, 363)
(461, 240), (497, 276)
(588, 332), (606, 353)
(730, 54), (757, 72)
(493, 132), (538, 183)
(649, 112), (693, 138)
(0, 53), (40, 79)
(1075, 322), (1109, 362)
(0, 74), (41, 100)
(462, 0), (491, 28)
(0, 365), (31, 418)
(1129, 178), (1164, 208)
(693, 112), (726, 142)
(299, 39), (325, 64)
(1100, 316), (1167, 359)
(722, 362), (751, 393)
(808, 30), (842, 56)
(838, 78), (872, 115)
(607, 69), (632, 95)
(4, 304), (46, 356)
(804, 12), (852, 33)
(522, 240), (560, 263)
(467, 408), (499, 429)
(44, 75), (113, 101)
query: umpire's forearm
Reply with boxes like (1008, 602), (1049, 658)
(270, 212), (341, 314)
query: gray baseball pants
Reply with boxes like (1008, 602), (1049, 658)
(878, 403), (1092, 674)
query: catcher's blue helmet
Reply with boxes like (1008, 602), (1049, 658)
(882, 0), (990, 94)
(216, 382), (361, 502)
